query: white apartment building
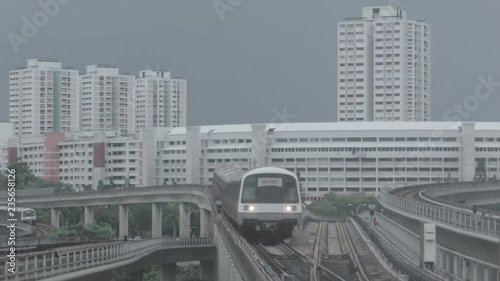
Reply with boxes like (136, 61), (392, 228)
(148, 122), (500, 201)
(7, 130), (142, 190)
(80, 65), (136, 136)
(0, 123), (14, 172)
(338, 6), (431, 122)
(136, 70), (187, 132)
(9, 59), (79, 136)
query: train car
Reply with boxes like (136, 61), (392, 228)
(0, 206), (36, 224)
(213, 166), (302, 241)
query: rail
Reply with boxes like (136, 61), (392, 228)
(0, 236), (214, 281)
(379, 189), (500, 242)
(336, 221), (369, 281)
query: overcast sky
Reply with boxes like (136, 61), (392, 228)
(1, 0), (499, 126)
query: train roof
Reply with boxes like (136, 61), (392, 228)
(244, 167), (296, 178)
(214, 166), (297, 183)
(214, 166), (247, 182)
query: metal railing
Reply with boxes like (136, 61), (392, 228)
(373, 212), (420, 266)
(422, 183), (500, 217)
(0, 236), (214, 281)
(435, 245), (498, 281)
(379, 190), (500, 241)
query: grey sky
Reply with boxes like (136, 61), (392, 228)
(1, 0), (499, 126)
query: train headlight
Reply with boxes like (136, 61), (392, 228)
(286, 206), (292, 212)
(244, 205), (255, 211)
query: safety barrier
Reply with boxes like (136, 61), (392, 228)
(379, 190), (500, 240)
(0, 237), (213, 281)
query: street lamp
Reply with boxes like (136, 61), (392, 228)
(347, 203), (353, 215)
(356, 204), (367, 215)
(58, 211), (63, 227)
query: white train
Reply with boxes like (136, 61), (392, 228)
(212, 166), (302, 241)
(0, 206), (36, 224)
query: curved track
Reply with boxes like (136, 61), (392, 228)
(33, 223), (52, 237)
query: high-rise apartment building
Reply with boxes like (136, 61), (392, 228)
(80, 65), (136, 135)
(337, 6), (431, 122)
(9, 59), (79, 136)
(136, 70), (186, 132)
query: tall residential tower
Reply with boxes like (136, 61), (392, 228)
(337, 6), (431, 122)
(9, 59), (79, 136)
(135, 70), (187, 132)
(80, 65), (136, 135)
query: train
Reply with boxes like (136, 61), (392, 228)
(0, 206), (37, 224)
(212, 166), (302, 242)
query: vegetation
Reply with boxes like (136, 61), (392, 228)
(0, 160), (72, 191)
(49, 223), (114, 239)
(144, 264), (200, 281)
(474, 159), (487, 181)
(309, 192), (378, 216)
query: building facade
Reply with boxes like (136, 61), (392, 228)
(338, 6), (431, 122)
(6, 122), (500, 200)
(151, 122), (499, 201)
(136, 70), (187, 132)
(80, 65), (136, 136)
(9, 59), (79, 136)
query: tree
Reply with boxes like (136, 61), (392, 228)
(108, 177), (116, 189)
(475, 159), (487, 181)
(97, 180), (105, 190)
(2, 160), (71, 190)
(163, 203), (179, 238)
(83, 184), (93, 192)
(144, 264), (199, 281)
(309, 192), (378, 217)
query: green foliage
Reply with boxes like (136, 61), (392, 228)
(309, 193), (378, 216)
(2, 160), (69, 190)
(94, 206), (119, 232)
(49, 222), (114, 239)
(36, 209), (51, 225)
(163, 203), (179, 237)
(144, 264), (200, 281)
(0, 160), (74, 193)
(475, 159), (487, 181)
(129, 204), (153, 238)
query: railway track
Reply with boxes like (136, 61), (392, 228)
(310, 221), (327, 281)
(253, 243), (292, 280)
(32, 223), (52, 237)
(253, 222), (347, 281)
(335, 222), (370, 281)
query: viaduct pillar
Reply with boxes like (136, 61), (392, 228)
(84, 206), (94, 227)
(160, 263), (176, 281)
(199, 260), (215, 281)
(119, 204), (129, 239)
(200, 209), (212, 237)
(50, 208), (59, 228)
(152, 203), (162, 238)
(179, 203), (190, 237)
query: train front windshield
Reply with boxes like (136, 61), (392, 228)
(23, 210), (35, 217)
(241, 174), (299, 203)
